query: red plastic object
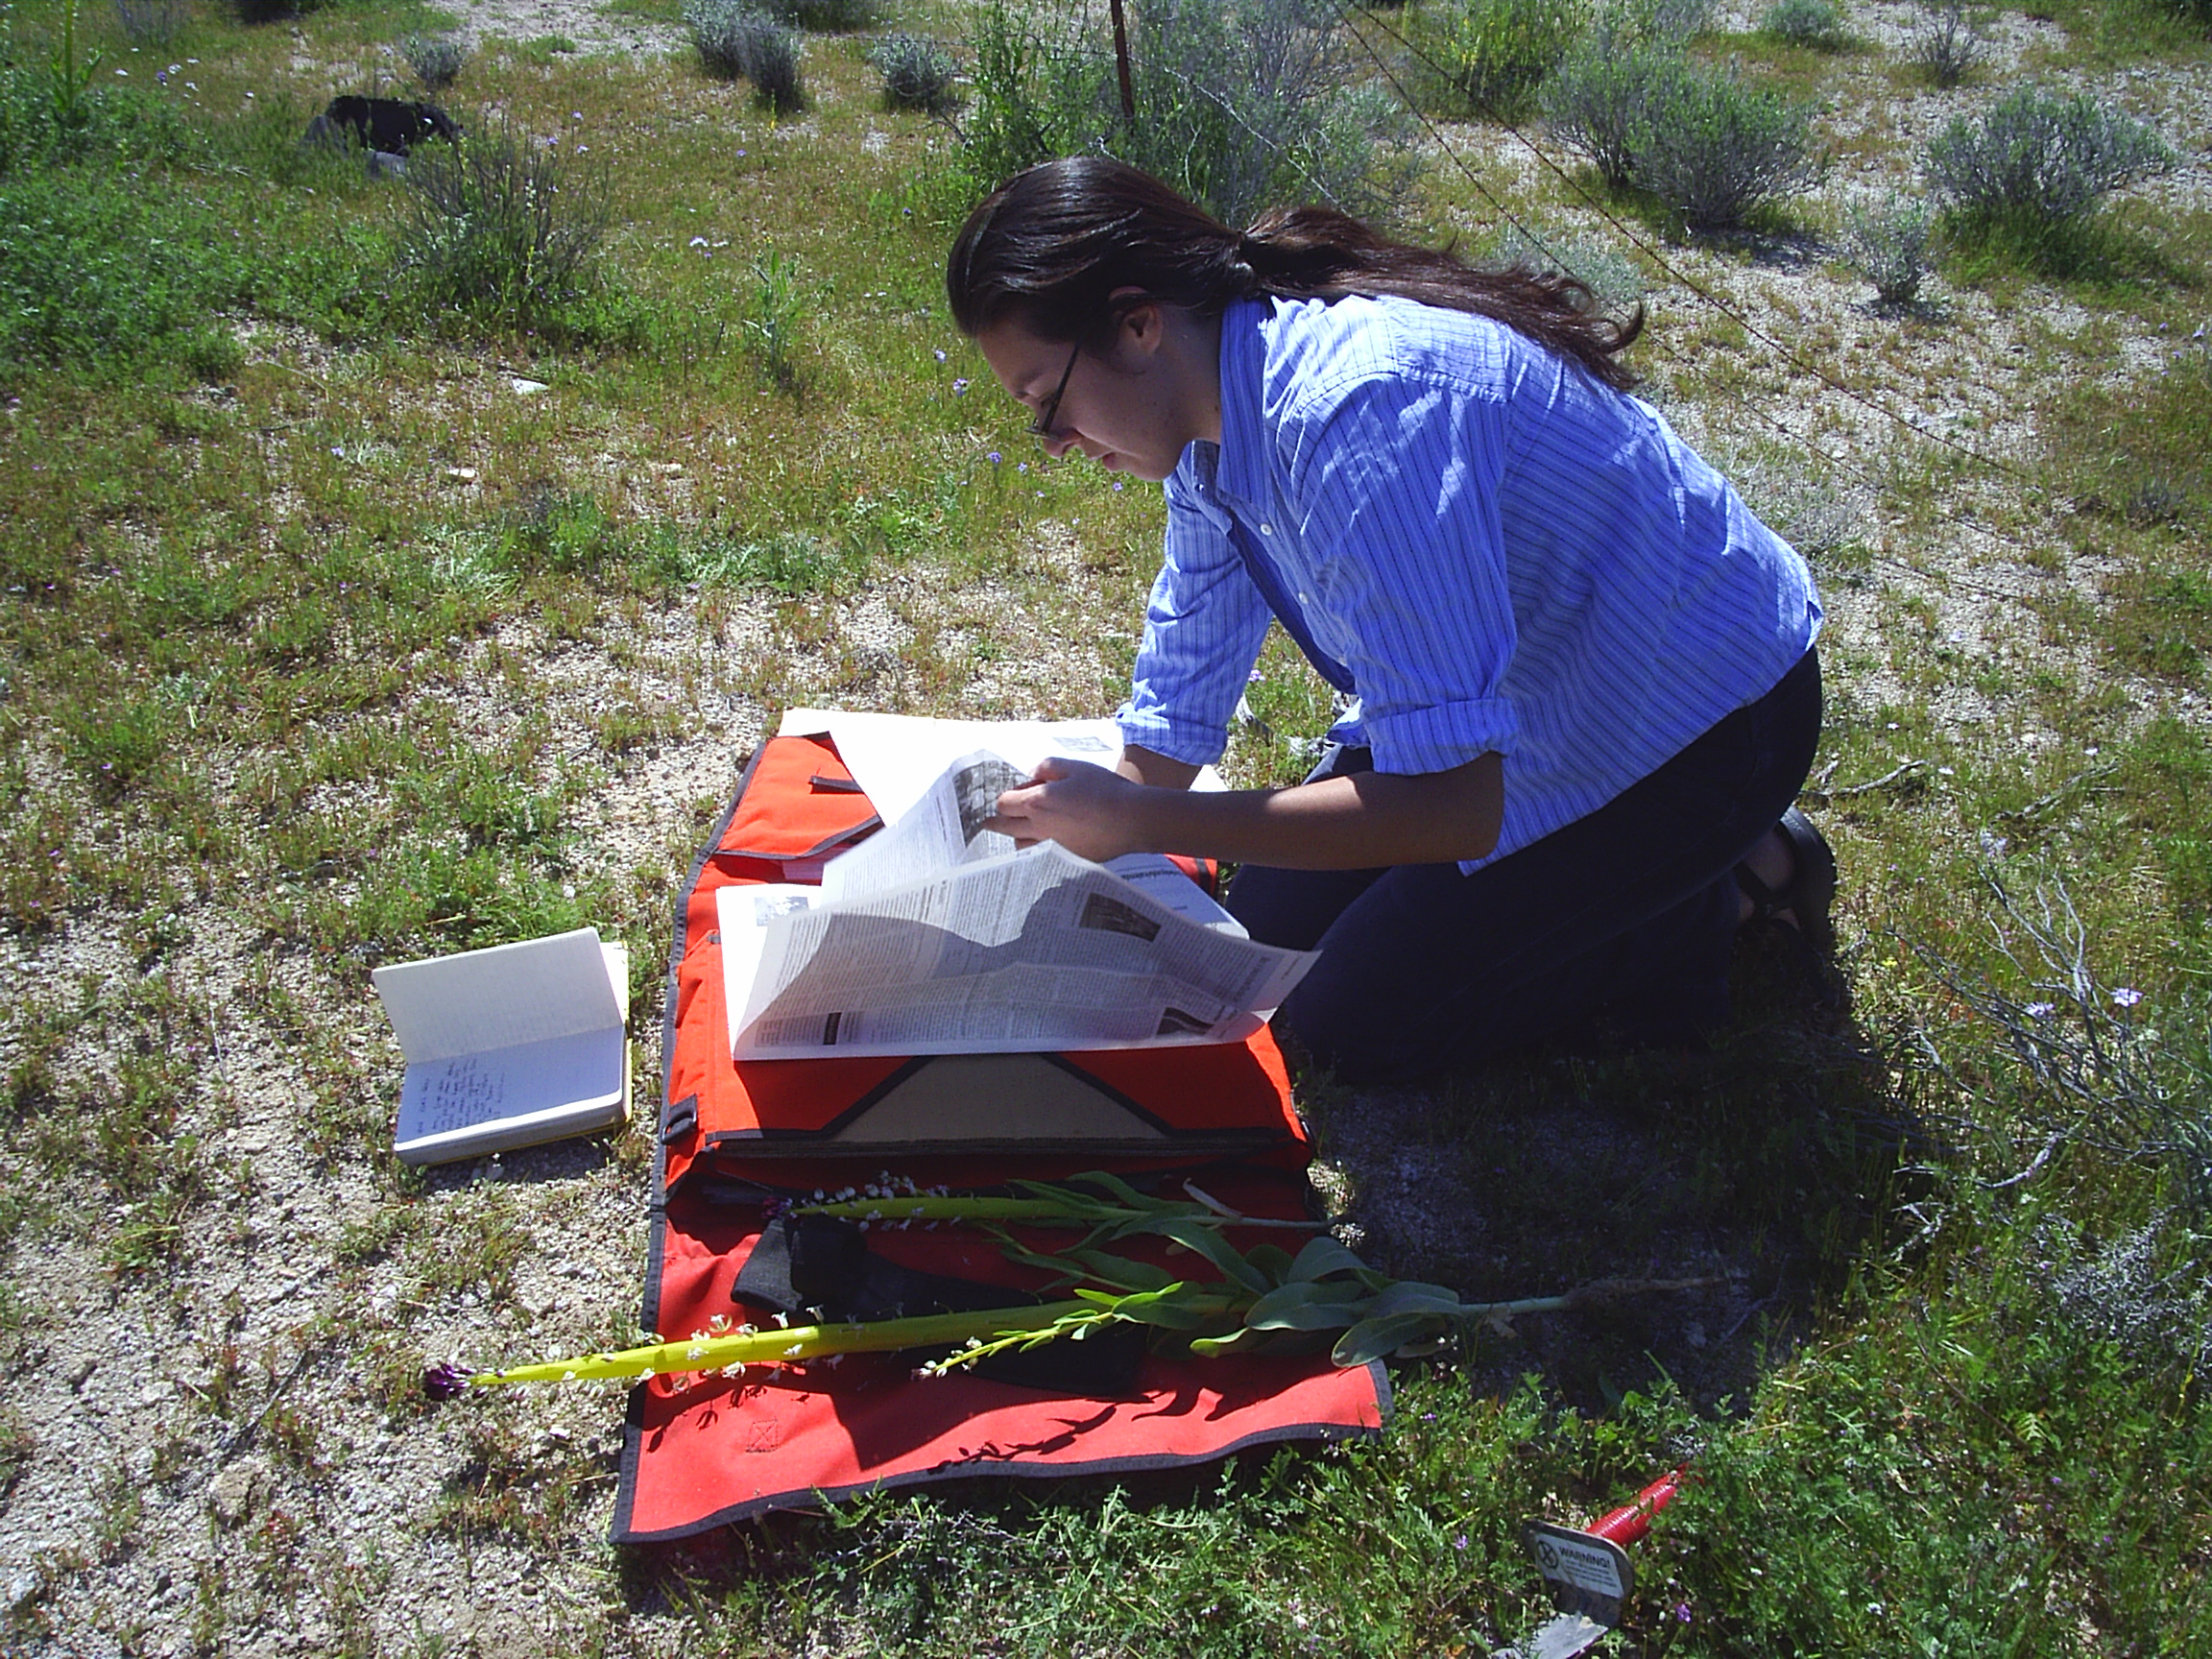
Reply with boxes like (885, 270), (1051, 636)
(1585, 1466), (1690, 1548)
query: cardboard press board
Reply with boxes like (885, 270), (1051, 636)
(374, 927), (630, 1165)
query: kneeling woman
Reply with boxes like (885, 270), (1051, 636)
(951, 156), (1832, 1083)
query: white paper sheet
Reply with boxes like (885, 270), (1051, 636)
(779, 709), (1124, 830)
(373, 928), (629, 1163)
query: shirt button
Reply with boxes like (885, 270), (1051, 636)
(1296, 592), (1309, 605)
(1260, 522), (1274, 535)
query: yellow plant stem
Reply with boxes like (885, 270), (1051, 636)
(472, 1292), (1235, 1387)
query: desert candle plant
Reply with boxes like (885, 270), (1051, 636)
(429, 1186), (1720, 1397)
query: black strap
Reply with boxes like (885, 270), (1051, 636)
(1225, 516), (1356, 695)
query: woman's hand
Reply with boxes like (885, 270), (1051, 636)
(986, 757), (1147, 862)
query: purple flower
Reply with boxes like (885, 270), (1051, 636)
(1453, 1533), (1468, 1551)
(1673, 1602), (1693, 1624)
(2113, 987), (2143, 1008)
(1017, 461), (1028, 473)
(952, 378), (970, 395)
(2025, 1001), (2056, 1018)
(422, 1361), (471, 1401)
(934, 349), (948, 363)
(987, 451), (1002, 465)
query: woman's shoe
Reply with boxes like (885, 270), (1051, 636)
(1735, 806), (1837, 956)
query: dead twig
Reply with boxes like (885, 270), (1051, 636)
(1803, 759), (1927, 803)
(1994, 763), (2118, 826)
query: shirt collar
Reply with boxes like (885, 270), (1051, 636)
(1211, 298), (1271, 514)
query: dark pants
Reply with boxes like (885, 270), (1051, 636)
(1227, 648), (1823, 1082)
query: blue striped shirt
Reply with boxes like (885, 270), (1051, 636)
(1118, 295), (1822, 872)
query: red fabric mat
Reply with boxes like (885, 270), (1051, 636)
(610, 733), (1389, 1542)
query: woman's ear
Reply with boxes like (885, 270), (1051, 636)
(1108, 286), (1165, 359)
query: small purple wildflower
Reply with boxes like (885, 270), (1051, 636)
(1673, 1602), (1693, 1625)
(423, 1361), (471, 1401)
(2025, 1001), (2056, 1018)
(952, 378), (970, 395)
(2113, 987), (2143, 1008)
(1251, 669), (1266, 683)
(934, 349), (948, 363)
(987, 451), (1002, 465)
(1453, 1533), (1468, 1551)
(1017, 461), (1028, 473)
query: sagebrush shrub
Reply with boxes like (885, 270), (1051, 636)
(1541, 39), (1678, 189)
(870, 33), (959, 114)
(113, 0), (188, 46)
(395, 127), (612, 330)
(1127, 0), (1418, 226)
(1910, 0), (1979, 87)
(1924, 85), (2176, 227)
(756, 0), (878, 30)
(955, 0), (1415, 228)
(1484, 223), (1646, 311)
(687, 0), (755, 78)
(402, 35), (469, 91)
(1600, 0), (1711, 41)
(1417, 0), (1591, 122)
(685, 0), (805, 109)
(1629, 59), (1821, 229)
(1759, 0), (1848, 49)
(1842, 193), (1934, 304)
(739, 18), (805, 111)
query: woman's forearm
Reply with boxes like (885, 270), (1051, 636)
(994, 752), (1503, 869)
(1129, 753), (1503, 869)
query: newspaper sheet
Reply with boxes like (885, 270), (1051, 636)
(777, 709), (1228, 829)
(717, 751), (1313, 1058)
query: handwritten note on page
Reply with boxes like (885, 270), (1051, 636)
(373, 927), (629, 1165)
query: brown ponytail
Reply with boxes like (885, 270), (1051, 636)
(949, 156), (1644, 392)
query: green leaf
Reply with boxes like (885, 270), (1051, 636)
(1244, 1280), (1369, 1331)
(1333, 1310), (1446, 1366)
(1061, 1167), (1150, 1212)
(1069, 1249), (1177, 1292)
(1188, 1326), (1269, 1358)
(1362, 1282), (1468, 1319)
(1153, 1217), (1271, 1292)
(1245, 1241), (1296, 1283)
(1286, 1235), (1382, 1285)
(1112, 1286), (1211, 1331)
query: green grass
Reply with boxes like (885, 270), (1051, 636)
(0, 0), (2209, 1651)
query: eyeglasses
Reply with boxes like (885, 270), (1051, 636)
(1029, 338), (1083, 439)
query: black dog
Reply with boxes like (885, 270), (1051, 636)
(303, 96), (462, 156)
